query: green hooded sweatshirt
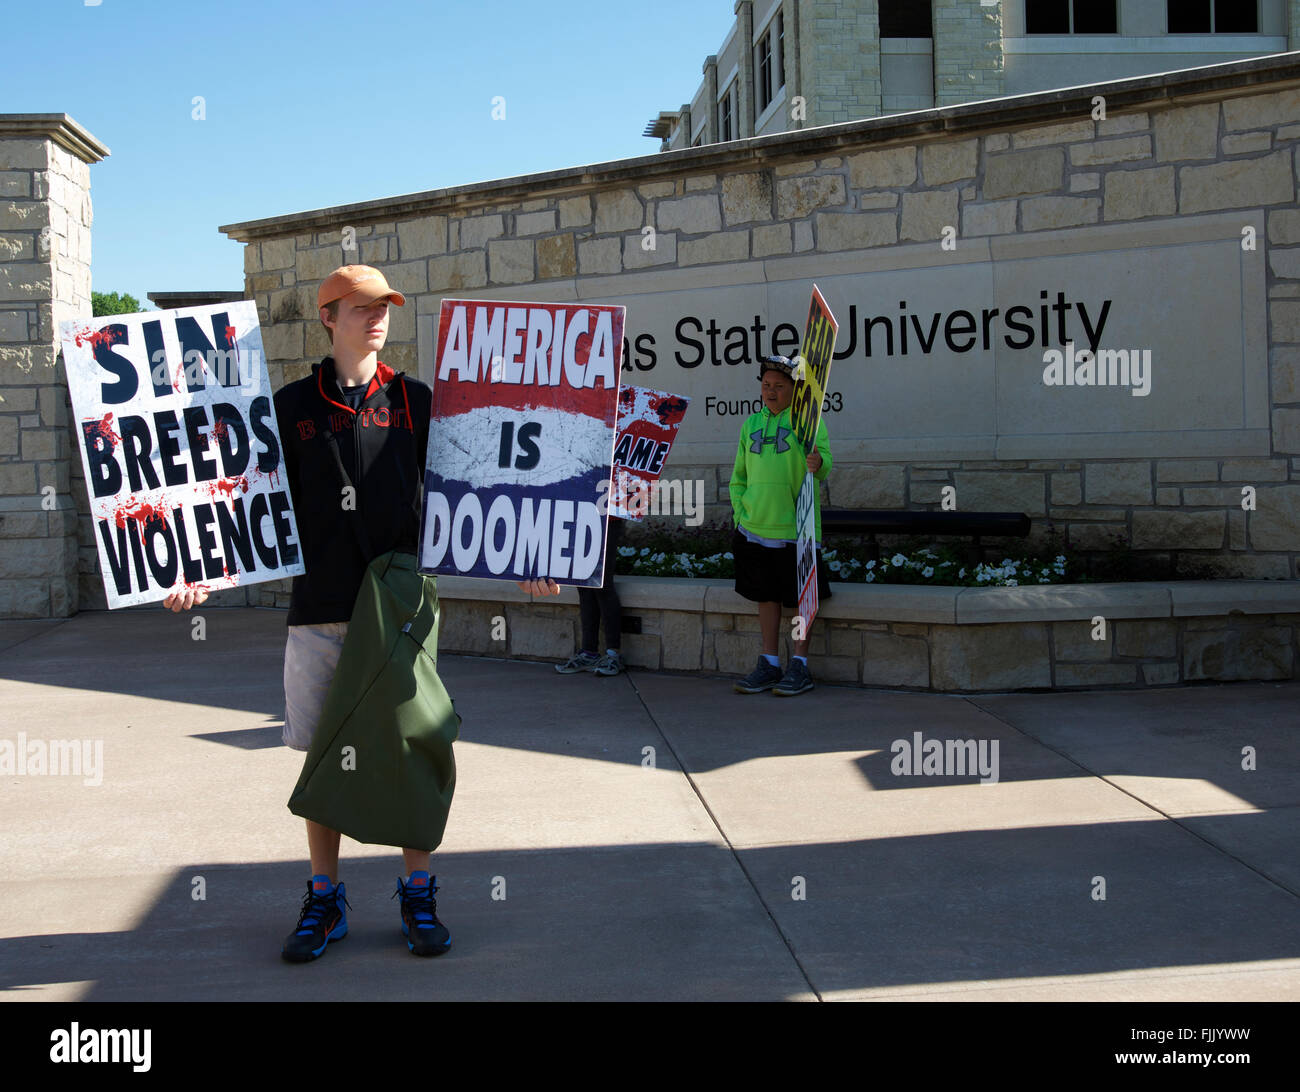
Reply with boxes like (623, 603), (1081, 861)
(729, 404), (832, 541)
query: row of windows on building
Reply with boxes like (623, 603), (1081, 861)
(712, 10), (786, 145)
(698, 1), (1260, 146)
(872, 1), (1260, 40)
(1029, 0), (1258, 34)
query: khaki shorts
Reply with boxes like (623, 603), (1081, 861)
(282, 622), (349, 752)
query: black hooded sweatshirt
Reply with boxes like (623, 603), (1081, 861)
(273, 357), (433, 625)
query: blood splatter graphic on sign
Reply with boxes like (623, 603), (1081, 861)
(84, 412), (120, 450)
(202, 475), (249, 503)
(650, 396), (688, 426)
(112, 499), (170, 543)
(72, 327), (122, 351)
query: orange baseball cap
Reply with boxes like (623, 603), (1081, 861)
(317, 265), (406, 309)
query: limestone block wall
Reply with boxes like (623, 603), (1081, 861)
(0, 117), (104, 618)
(798, 0), (882, 124)
(434, 576), (1300, 690)
(220, 57), (1300, 614)
(933, 0), (1005, 108)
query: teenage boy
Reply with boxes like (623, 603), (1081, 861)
(728, 354), (832, 697)
(165, 264), (557, 963)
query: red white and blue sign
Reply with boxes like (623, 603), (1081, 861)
(610, 386), (690, 521)
(420, 299), (625, 586)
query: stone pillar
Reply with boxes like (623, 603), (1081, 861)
(735, 0), (756, 137)
(797, 0), (883, 124)
(678, 104), (693, 148)
(783, 0), (803, 130)
(0, 115), (107, 618)
(933, 0), (1005, 108)
(703, 55), (719, 143)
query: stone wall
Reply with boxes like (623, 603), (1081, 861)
(932, 0), (1005, 107)
(0, 116), (105, 618)
(435, 575), (1300, 690)
(798, 0), (882, 123)
(218, 56), (1300, 616)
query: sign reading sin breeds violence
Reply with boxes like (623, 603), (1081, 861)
(59, 301), (302, 609)
(421, 299), (624, 585)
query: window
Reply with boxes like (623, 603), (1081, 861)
(756, 13), (787, 114)
(880, 0), (933, 38)
(777, 12), (785, 88)
(1025, 0), (1117, 33)
(1167, 1), (1258, 33)
(719, 82), (735, 142)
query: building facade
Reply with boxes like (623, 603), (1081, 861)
(648, 0), (1299, 149)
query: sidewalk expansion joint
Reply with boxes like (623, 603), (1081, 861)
(624, 674), (823, 1001)
(965, 697), (1300, 902)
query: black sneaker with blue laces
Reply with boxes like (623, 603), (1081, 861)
(774, 658), (815, 696)
(281, 874), (349, 963)
(734, 656), (783, 693)
(393, 871), (451, 957)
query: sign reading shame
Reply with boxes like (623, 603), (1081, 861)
(59, 302), (303, 609)
(610, 386), (690, 521)
(421, 299), (624, 585)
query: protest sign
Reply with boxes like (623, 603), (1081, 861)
(795, 472), (819, 634)
(791, 285), (839, 454)
(792, 286), (840, 633)
(59, 301), (303, 609)
(421, 299), (624, 585)
(609, 386), (690, 521)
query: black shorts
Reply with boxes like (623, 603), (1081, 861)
(732, 527), (832, 610)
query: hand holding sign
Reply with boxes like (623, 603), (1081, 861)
(516, 578), (560, 596)
(161, 586), (210, 611)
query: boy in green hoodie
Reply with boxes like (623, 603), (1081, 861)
(729, 355), (832, 696)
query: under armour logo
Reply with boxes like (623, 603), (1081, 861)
(750, 426), (791, 454)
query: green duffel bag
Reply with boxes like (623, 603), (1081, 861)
(288, 550), (459, 851)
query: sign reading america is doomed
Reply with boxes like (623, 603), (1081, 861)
(58, 301), (303, 609)
(610, 386), (690, 521)
(421, 299), (624, 585)
(793, 286), (839, 634)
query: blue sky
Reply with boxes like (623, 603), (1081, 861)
(7, 0), (736, 308)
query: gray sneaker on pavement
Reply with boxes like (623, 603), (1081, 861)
(773, 659), (814, 696)
(593, 650), (625, 676)
(556, 650), (600, 674)
(734, 656), (783, 693)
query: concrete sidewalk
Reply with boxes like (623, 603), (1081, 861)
(1, 608), (1297, 1002)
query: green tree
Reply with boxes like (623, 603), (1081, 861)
(91, 291), (141, 317)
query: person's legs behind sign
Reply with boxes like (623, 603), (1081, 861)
(557, 518), (624, 676)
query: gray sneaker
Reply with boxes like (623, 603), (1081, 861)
(773, 659), (814, 696)
(556, 650), (600, 674)
(734, 656), (783, 693)
(593, 650), (625, 676)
